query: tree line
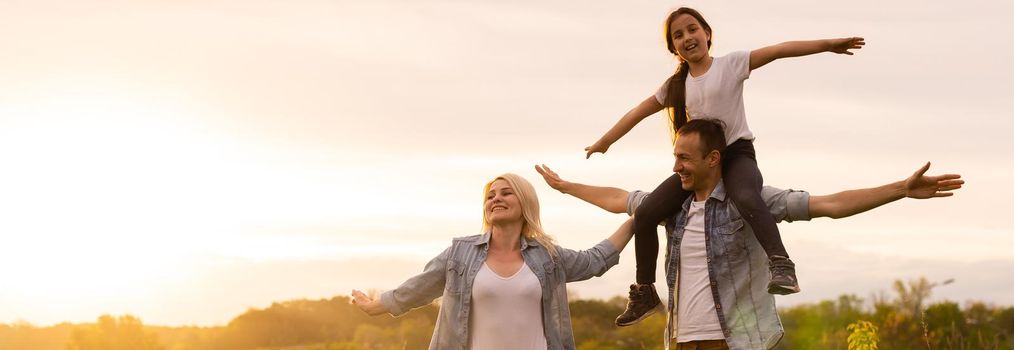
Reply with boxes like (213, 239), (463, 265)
(2, 277), (1012, 349)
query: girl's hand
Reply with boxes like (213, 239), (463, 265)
(351, 289), (389, 316)
(584, 143), (609, 159)
(828, 37), (865, 55)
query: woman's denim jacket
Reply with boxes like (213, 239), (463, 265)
(380, 232), (620, 349)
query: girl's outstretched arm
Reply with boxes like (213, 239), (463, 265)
(585, 95), (664, 158)
(749, 37), (865, 70)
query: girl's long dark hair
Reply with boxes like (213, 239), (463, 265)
(662, 7), (712, 144)
(665, 62), (692, 145)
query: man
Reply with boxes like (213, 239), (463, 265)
(536, 119), (963, 350)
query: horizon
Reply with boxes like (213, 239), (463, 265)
(0, 276), (988, 329)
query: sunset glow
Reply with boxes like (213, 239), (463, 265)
(0, 0), (1010, 328)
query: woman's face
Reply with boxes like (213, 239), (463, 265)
(669, 13), (710, 63)
(485, 179), (523, 226)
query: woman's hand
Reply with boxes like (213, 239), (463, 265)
(828, 37), (865, 55)
(351, 289), (389, 316)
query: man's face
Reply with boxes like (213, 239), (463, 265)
(673, 133), (717, 192)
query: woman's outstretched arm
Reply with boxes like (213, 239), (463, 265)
(558, 218), (633, 283)
(351, 246), (452, 317)
(606, 217), (635, 252)
(351, 290), (389, 316)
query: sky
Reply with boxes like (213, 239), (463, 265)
(0, 0), (1011, 326)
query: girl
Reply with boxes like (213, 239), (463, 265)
(584, 7), (864, 326)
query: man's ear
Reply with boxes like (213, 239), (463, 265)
(707, 150), (722, 168)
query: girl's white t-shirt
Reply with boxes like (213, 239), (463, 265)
(655, 50), (754, 145)
(469, 262), (548, 350)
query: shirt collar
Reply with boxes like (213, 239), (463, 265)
(680, 179), (729, 212)
(474, 231), (537, 250)
(710, 179), (728, 202)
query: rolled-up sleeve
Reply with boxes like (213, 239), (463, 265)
(558, 239), (621, 283)
(627, 190), (670, 227)
(761, 186), (811, 223)
(626, 190), (650, 216)
(380, 246), (451, 317)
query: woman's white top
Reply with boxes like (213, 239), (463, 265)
(468, 262), (548, 350)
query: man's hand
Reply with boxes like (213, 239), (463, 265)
(535, 164), (570, 193)
(351, 289), (388, 316)
(534, 164), (629, 213)
(807, 161), (962, 219)
(904, 162), (964, 199)
(828, 37), (865, 55)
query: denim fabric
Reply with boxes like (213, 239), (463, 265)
(380, 233), (620, 350)
(628, 184), (810, 350)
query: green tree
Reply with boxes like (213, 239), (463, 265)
(923, 301), (965, 348)
(893, 277), (933, 317)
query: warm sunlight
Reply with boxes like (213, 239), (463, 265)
(0, 1), (1008, 349)
(0, 87), (210, 301)
(0, 82), (474, 316)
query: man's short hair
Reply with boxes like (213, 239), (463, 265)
(677, 119), (727, 156)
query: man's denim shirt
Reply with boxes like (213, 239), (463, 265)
(380, 232), (620, 350)
(627, 182), (810, 350)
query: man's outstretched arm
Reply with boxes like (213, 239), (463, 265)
(535, 164), (629, 213)
(537, 162), (963, 219)
(808, 162), (963, 219)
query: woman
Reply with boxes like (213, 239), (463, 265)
(351, 173), (633, 349)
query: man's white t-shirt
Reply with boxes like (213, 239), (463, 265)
(655, 51), (754, 145)
(674, 200), (725, 342)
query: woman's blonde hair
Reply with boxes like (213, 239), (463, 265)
(481, 173), (559, 257)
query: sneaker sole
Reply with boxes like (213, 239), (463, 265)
(767, 283), (801, 295)
(615, 302), (664, 327)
